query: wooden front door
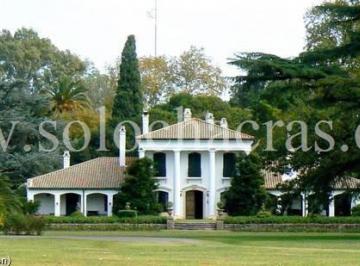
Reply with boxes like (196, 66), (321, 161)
(186, 191), (195, 219)
(186, 190), (203, 219)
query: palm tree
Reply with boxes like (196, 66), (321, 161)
(47, 76), (91, 115)
(0, 176), (20, 225)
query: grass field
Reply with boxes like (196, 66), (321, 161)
(2, 231), (360, 265)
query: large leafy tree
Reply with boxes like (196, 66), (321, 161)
(230, 0), (360, 203)
(112, 35), (143, 123)
(223, 152), (267, 216)
(139, 56), (174, 107)
(113, 158), (160, 215)
(0, 28), (86, 94)
(139, 47), (228, 107)
(0, 80), (61, 186)
(171, 46), (227, 96)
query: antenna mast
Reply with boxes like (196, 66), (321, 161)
(154, 0), (158, 57)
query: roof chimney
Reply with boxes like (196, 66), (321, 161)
(119, 126), (126, 167)
(220, 118), (228, 129)
(63, 151), (70, 169)
(205, 112), (214, 124)
(183, 108), (192, 122)
(142, 110), (149, 134)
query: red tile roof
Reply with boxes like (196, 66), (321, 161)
(27, 157), (134, 189)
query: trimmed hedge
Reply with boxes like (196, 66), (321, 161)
(224, 216), (360, 224)
(47, 223), (166, 231)
(45, 215), (167, 224)
(224, 224), (360, 233)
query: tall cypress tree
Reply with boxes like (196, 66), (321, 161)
(112, 35), (143, 123)
(223, 152), (267, 216)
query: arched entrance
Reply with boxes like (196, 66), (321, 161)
(61, 193), (81, 216)
(86, 193), (108, 216)
(185, 190), (203, 219)
(335, 193), (352, 216)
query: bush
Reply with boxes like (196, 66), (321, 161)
(26, 216), (46, 235)
(256, 210), (272, 218)
(3, 214), (46, 235)
(352, 205), (360, 216)
(116, 210), (138, 218)
(70, 211), (84, 217)
(22, 200), (40, 215)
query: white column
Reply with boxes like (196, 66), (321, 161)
(82, 193), (87, 216)
(139, 148), (145, 159)
(173, 150), (181, 218)
(301, 192), (308, 217)
(328, 192), (335, 217)
(55, 194), (61, 217)
(209, 149), (216, 218)
(107, 194), (113, 217)
(27, 191), (34, 201)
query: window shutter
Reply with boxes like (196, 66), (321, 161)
(154, 153), (166, 177)
(188, 153), (201, 177)
(223, 153), (236, 177)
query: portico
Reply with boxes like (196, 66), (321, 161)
(136, 108), (254, 219)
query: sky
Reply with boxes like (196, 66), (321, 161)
(0, 0), (324, 76)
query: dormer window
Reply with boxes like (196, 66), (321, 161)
(223, 153), (236, 177)
(154, 152), (166, 177)
(188, 152), (201, 177)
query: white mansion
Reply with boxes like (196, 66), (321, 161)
(27, 109), (360, 219)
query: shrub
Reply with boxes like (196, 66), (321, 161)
(352, 205), (360, 216)
(116, 210), (138, 218)
(26, 216), (46, 235)
(3, 214), (45, 235)
(256, 210), (272, 218)
(70, 211), (84, 217)
(22, 200), (40, 215)
(3, 214), (27, 235)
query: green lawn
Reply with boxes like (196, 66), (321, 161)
(2, 231), (360, 265)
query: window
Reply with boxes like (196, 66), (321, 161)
(153, 152), (166, 177)
(223, 153), (236, 177)
(188, 152), (201, 177)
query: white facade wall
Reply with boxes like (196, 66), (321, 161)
(140, 138), (253, 219)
